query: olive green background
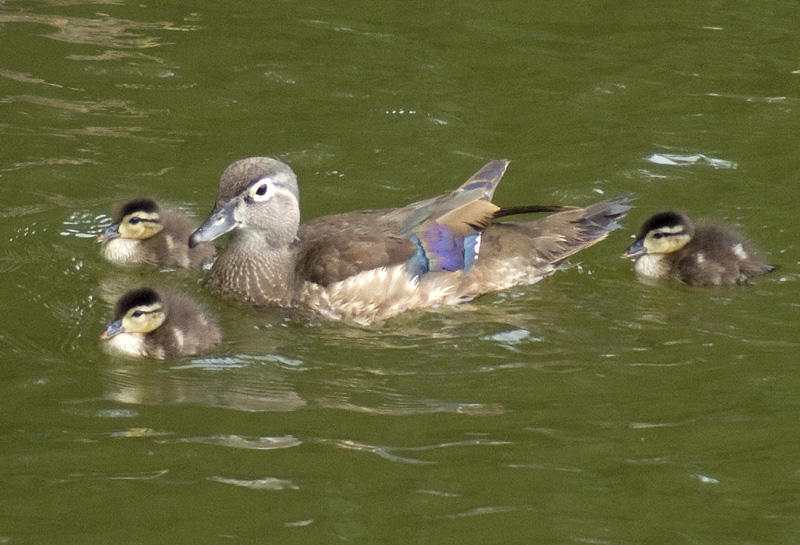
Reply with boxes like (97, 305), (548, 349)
(1, 1), (799, 543)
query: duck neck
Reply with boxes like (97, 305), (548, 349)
(209, 229), (297, 306)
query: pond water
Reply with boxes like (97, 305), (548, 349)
(1, 1), (799, 543)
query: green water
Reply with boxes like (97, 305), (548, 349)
(2, 1), (799, 543)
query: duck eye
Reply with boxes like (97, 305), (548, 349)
(250, 182), (274, 202)
(129, 217), (140, 225)
(132, 310), (143, 318)
(653, 232), (665, 239)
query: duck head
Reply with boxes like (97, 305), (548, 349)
(98, 198), (164, 242)
(101, 287), (166, 340)
(623, 211), (694, 258)
(189, 157), (301, 249)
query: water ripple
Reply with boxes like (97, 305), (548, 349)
(0, 68), (81, 90)
(0, 94), (147, 116)
(316, 395), (504, 416)
(437, 505), (522, 520)
(208, 476), (299, 491)
(166, 434), (301, 451)
(0, 12), (198, 49)
(646, 152), (737, 169)
(321, 438), (512, 465)
(65, 469), (169, 481)
(61, 210), (109, 238)
(101, 362), (307, 412)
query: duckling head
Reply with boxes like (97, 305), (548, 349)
(623, 211), (694, 257)
(189, 157), (301, 249)
(101, 287), (167, 341)
(98, 198), (164, 242)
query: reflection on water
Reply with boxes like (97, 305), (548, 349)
(101, 358), (307, 412)
(321, 438), (513, 465)
(0, 12), (196, 49)
(169, 434), (301, 450)
(434, 505), (522, 520)
(0, 67), (81, 90)
(645, 152), (738, 170)
(315, 395), (504, 416)
(208, 475), (299, 491)
(0, 94), (147, 116)
(102, 348), (509, 415)
(62, 469), (170, 482)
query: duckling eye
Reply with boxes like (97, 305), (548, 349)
(653, 232), (665, 239)
(129, 217), (141, 225)
(132, 310), (143, 318)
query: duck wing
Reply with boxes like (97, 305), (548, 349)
(294, 160), (510, 286)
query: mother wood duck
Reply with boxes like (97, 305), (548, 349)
(189, 157), (631, 324)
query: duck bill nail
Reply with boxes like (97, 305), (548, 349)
(189, 201), (237, 248)
(101, 320), (124, 340)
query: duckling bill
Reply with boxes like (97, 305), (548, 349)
(623, 211), (774, 285)
(189, 157), (632, 324)
(99, 198), (215, 269)
(101, 287), (222, 359)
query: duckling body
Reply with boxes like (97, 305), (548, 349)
(99, 198), (215, 269)
(623, 211), (774, 286)
(189, 157), (631, 324)
(101, 287), (222, 359)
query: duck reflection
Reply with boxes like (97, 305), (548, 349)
(101, 355), (307, 412)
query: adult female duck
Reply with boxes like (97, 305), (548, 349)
(190, 157), (631, 324)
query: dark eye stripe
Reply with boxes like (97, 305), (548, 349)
(653, 230), (684, 239)
(130, 308), (160, 318)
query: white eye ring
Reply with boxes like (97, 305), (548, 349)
(251, 179), (275, 202)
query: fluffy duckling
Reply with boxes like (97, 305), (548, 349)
(101, 287), (222, 359)
(622, 211), (774, 285)
(188, 157), (631, 324)
(98, 198), (215, 269)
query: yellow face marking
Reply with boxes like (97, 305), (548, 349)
(117, 211), (163, 240)
(120, 302), (166, 334)
(643, 225), (691, 254)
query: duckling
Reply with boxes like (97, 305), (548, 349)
(101, 287), (222, 359)
(622, 211), (774, 285)
(98, 198), (215, 269)
(188, 157), (631, 324)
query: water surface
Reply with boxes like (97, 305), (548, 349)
(2, 1), (799, 543)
